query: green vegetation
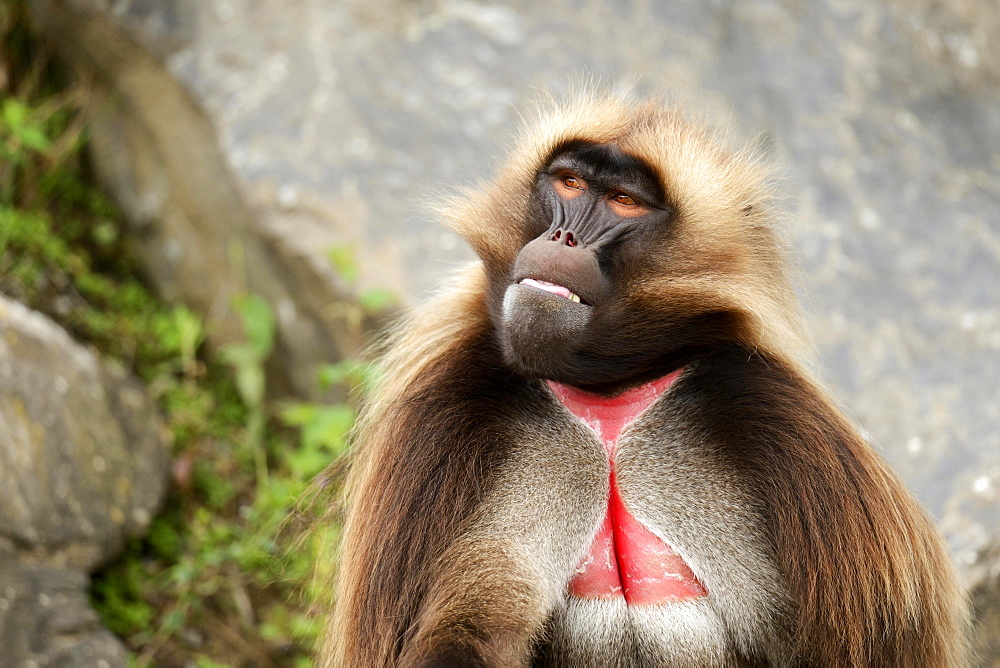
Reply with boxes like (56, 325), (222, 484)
(1, 4), (371, 664)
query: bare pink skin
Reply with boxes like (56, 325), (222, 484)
(548, 370), (707, 605)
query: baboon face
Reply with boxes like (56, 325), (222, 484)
(494, 141), (733, 394)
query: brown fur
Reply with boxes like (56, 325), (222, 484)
(666, 349), (970, 666)
(322, 94), (970, 667)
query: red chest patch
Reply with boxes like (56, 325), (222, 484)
(547, 370), (707, 605)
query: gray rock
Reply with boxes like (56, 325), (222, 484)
(24, 0), (1000, 659)
(0, 553), (127, 667)
(0, 297), (168, 570)
(0, 296), (170, 664)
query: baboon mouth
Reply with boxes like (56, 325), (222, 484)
(518, 278), (584, 304)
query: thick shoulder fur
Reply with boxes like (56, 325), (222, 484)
(324, 265), (529, 666)
(676, 349), (971, 666)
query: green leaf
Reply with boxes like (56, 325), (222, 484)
(2, 99), (28, 126)
(279, 403), (318, 426)
(154, 306), (205, 360)
(15, 124), (51, 152)
(301, 404), (354, 450)
(91, 220), (118, 247)
(195, 657), (231, 668)
(235, 363), (265, 407)
(280, 402), (355, 476)
(232, 293), (275, 358)
(326, 245), (359, 283)
(359, 286), (397, 312)
(317, 359), (378, 392)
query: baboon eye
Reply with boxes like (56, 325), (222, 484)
(612, 192), (636, 206)
(562, 174), (584, 190)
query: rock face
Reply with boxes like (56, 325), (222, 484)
(0, 297), (170, 665)
(26, 0), (1000, 660)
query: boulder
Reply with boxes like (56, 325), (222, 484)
(0, 555), (127, 667)
(0, 296), (170, 664)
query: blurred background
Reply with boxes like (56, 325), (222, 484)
(1, 0), (998, 665)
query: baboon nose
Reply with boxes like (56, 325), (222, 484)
(549, 229), (578, 247)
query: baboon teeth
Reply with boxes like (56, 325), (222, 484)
(519, 278), (581, 304)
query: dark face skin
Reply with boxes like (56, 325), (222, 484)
(514, 142), (671, 307)
(493, 141), (708, 395)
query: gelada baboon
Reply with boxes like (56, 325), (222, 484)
(322, 94), (969, 667)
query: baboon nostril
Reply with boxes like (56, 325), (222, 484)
(549, 229), (578, 247)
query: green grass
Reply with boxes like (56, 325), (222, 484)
(1, 3), (371, 664)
